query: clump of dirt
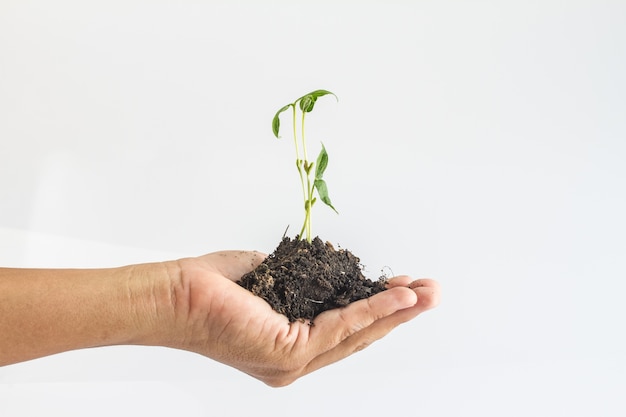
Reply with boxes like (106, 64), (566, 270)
(238, 236), (387, 322)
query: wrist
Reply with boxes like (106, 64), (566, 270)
(124, 260), (182, 348)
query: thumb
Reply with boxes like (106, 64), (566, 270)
(198, 250), (267, 281)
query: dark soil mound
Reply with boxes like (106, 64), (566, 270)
(239, 236), (387, 322)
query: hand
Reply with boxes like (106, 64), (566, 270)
(165, 251), (440, 387)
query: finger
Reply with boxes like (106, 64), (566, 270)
(387, 276), (439, 289)
(373, 280), (440, 327)
(385, 275), (413, 288)
(309, 286), (417, 356)
(408, 278), (440, 290)
(379, 281), (441, 324)
(303, 280), (441, 376)
(384, 277), (441, 315)
(408, 279), (441, 311)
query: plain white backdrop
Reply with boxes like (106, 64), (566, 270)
(1, 1), (625, 416)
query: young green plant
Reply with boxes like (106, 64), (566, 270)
(272, 89), (338, 243)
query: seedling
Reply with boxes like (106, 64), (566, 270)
(272, 89), (338, 243)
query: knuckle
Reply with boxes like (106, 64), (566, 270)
(353, 340), (372, 353)
(264, 375), (297, 388)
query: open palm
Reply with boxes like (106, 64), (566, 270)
(169, 250), (440, 387)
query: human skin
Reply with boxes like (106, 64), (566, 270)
(0, 251), (440, 387)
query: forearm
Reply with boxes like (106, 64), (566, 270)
(0, 262), (177, 366)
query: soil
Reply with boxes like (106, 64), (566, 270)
(238, 236), (387, 323)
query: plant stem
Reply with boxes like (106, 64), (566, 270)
(301, 110), (308, 162)
(305, 175), (314, 242)
(292, 105), (307, 221)
(288, 110), (317, 243)
(302, 111), (312, 242)
(292, 104), (300, 160)
(290, 105), (312, 243)
(274, 90), (337, 243)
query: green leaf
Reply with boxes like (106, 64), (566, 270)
(297, 89), (338, 113)
(272, 104), (292, 138)
(301, 89), (337, 102)
(314, 179), (338, 214)
(299, 95), (317, 113)
(315, 143), (329, 180)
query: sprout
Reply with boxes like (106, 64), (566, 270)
(271, 89), (338, 243)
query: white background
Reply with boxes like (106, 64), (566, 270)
(1, 0), (625, 416)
